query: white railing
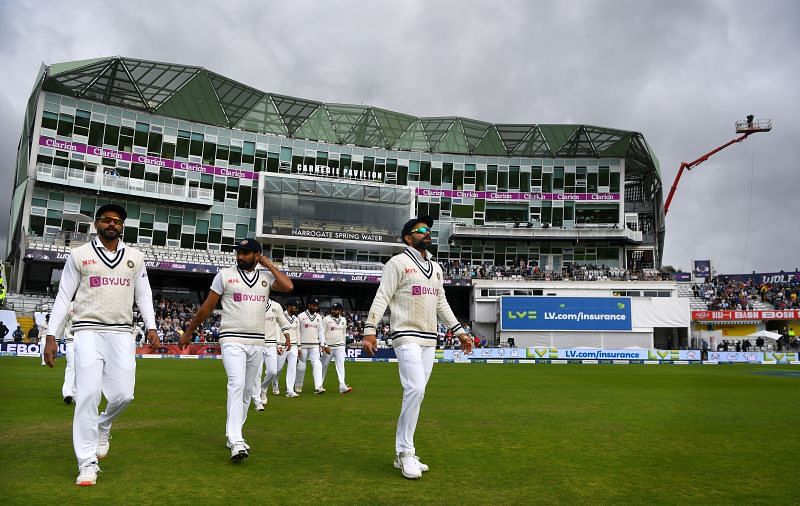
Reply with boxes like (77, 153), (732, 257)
(102, 174), (185, 199)
(35, 164), (212, 205)
(451, 224), (643, 242)
(36, 163), (97, 186)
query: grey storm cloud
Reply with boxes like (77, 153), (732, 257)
(0, 0), (797, 273)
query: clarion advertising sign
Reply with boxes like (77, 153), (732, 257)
(500, 296), (633, 331)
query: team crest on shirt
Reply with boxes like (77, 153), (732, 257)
(127, 260), (134, 268)
(261, 280), (268, 287)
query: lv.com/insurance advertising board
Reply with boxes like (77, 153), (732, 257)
(500, 296), (632, 331)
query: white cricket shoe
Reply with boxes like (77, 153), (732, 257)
(394, 453), (429, 473)
(396, 452), (422, 479)
(314, 387), (326, 395)
(294, 386), (303, 393)
(76, 462), (100, 486)
(259, 390), (268, 404)
(285, 390), (299, 398)
(254, 400), (264, 411)
(339, 385), (352, 394)
(226, 440), (250, 450)
(272, 386), (280, 395)
(230, 442), (249, 462)
(96, 431), (111, 459)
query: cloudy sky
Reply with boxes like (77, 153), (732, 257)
(1, 0), (797, 274)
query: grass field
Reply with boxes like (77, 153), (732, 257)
(1, 357), (799, 504)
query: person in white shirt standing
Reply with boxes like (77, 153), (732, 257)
(181, 239), (292, 461)
(295, 297), (326, 395)
(363, 215), (473, 480)
(320, 302), (352, 394)
(53, 306), (76, 405)
(275, 299), (301, 397)
(251, 299), (291, 410)
(44, 204), (160, 487)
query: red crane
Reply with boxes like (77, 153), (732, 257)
(663, 115), (772, 215)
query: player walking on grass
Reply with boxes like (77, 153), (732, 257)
(363, 216), (473, 480)
(180, 239), (292, 461)
(44, 204), (160, 487)
(53, 305), (76, 405)
(275, 299), (301, 397)
(320, 302), (352, 393)
(295, 297), (326, 394)
(251, 298), (291, 410)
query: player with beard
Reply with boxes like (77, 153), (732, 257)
(320, 302), (352, 393)
(363, 216), (473, 479)
(295, 298), (326, 394)
(44, 204), (160, 486)
(181, 239), (293, 461)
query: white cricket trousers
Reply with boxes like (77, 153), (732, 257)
(394, 343), (435, 455)
(295, 346), (323, 391)
(221, 343), (263, 444)
(320, 345), (347, 389)
(73, 330), (136, 469)
(275, 346), (298, 391)
(258, 347), (279, 394)
(62, 338), (76, 398)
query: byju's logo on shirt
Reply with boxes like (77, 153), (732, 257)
(89, 276), (131, 288)
(411, 285), (440, 296)
(233, 293), (266, 302)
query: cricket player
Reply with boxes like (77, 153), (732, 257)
(320, 302), (352, 394)
(53, 306), (76, 404)
(181, 239), (292, 461)
(274, 298), (301, 397)
(44, 204), (160, 487)
(39, 314), (48, 366)
(363, 215), (472, 480)
(295, 297), (326, 394)
(251, 299), (291, 410)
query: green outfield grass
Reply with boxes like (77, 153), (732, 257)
(1, 357), (799, 504)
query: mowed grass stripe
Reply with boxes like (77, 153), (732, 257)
(1, 358), (798, 504)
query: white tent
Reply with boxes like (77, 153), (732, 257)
(746, 330), (782, 340)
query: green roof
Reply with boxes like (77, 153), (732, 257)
(40, 56), (660, 177)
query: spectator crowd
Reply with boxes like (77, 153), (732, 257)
(440, 259), (670, 282)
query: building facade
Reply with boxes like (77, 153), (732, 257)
(7, 57), (665, 296)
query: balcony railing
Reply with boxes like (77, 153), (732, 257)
(35, 164), (213, 205)
(451, 223), (643, 242)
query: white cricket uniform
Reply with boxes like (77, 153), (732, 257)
(211, 266), (275, 445)
(250, 300), (288, 400)
(320, 314), (349, 391)
(295, 310), (325, 391)
(54, 308), (76, 398)
(365, 246), (465, 455)
(276, 311), (300, 392)
(48, 238), (156, 470)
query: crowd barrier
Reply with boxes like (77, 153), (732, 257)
(3, 342), (798, 365)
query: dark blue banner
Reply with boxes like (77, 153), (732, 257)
(500, 296), (632, 331)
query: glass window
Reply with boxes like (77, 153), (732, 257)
(210, 213), (223, 229)
(487, 165), (497, 186)
(599, 167), (610, 187)
(42, 111), (59, 130)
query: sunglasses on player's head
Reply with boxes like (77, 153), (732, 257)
(98, 216), (124, 225)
